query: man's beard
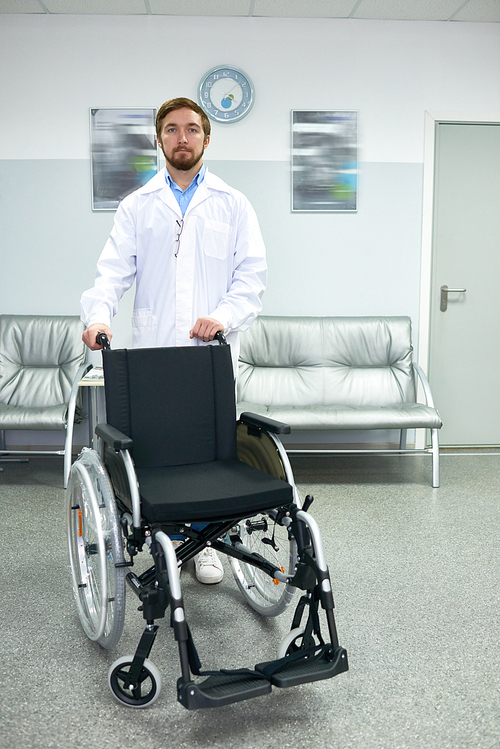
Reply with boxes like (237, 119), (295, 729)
(165, 146), (204, 171)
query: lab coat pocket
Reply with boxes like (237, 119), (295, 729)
(132, 308), (157, 348)
(203, 219), (231, 259)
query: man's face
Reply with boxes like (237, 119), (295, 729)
(157, 107), (209, 172)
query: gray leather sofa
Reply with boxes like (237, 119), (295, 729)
(236, 316), (442, 487)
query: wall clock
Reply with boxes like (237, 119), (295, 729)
(198, 65), (255, 123)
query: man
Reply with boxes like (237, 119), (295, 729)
(81, 97), (267, 584)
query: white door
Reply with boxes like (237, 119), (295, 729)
(428, 122), (500, 446)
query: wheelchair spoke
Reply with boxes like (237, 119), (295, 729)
(229, 513), (298, 617)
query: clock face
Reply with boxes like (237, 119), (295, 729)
(198, 66), (254, 123)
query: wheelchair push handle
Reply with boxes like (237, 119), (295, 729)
(96, 332), (111, 350)
(95, 331), (224, 349)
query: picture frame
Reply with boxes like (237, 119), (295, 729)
(90, 107), (158, 211)
(291, 110), (358, 212)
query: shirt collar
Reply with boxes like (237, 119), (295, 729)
(165, 164), (206, 192)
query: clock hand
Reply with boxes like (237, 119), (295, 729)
(222, 81), (240, 98)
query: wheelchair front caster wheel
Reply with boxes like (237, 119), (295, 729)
(277, 627), (306, 659)
(108, 656), (162, 708)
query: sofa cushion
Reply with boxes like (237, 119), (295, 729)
(0, 402), (69, 430)
(236, 402), (442, 430)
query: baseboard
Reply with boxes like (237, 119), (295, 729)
(0, 445), (86, 454)
(284, 442), (416, 451)
(3, 442), (423, 454)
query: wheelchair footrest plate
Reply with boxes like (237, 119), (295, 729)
(255, 645), (348, 689)
(178, 670), (272, 710)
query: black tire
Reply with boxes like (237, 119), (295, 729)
(277, 627), (307, 659)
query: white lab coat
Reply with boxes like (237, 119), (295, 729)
(81, 168), (267, 369)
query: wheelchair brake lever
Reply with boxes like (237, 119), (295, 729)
(262, 537), (280, 552)
(302, 495), (314, 513)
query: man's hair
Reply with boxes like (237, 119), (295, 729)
(156, 97), (211, 142)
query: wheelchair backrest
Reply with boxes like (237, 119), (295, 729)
(102, 345), (237, 468)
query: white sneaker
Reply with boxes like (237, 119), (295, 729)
(194, 547), (224, 584)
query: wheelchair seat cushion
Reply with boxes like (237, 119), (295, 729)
(136, 458), (293, 523)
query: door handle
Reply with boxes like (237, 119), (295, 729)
(440, 284), (467, 312)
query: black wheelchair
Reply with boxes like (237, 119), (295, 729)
(66, 334), (348, 709)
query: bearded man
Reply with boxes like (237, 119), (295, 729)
(81, 97), (267, 585)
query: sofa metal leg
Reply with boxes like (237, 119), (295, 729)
(431, 428), (440, 488)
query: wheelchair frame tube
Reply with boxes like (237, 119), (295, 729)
(154, 531), (192, 682)
(154, 532), (183, 606)
(295, 510), (327, 573)
(64, 362), (92, 488)
(267, 432), (303, 508)
(295, 509), (339, 648)
(120, 449), (142, 530)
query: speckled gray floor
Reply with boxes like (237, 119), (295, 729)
(1, 452), (499, 749)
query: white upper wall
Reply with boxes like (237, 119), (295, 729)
(1, 14), (499, 164)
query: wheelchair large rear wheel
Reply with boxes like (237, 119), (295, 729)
(67, 448), (126, 649)
(230, 424), (299, 617)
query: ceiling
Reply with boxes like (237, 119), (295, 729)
(2, 0), (500, 23)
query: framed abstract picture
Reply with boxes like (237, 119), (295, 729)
(291, 110), (358, 212)
(90, 108), (158, 211)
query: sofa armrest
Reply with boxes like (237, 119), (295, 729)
(95, 423), (134, 451)
(412, 363), (437, 409)
(239, 411), (291, 435)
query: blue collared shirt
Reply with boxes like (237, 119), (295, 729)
(165, 165), (206, 216)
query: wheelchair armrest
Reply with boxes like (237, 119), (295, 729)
(239, 411), (291, 435)
(95, 423), (133, 451)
